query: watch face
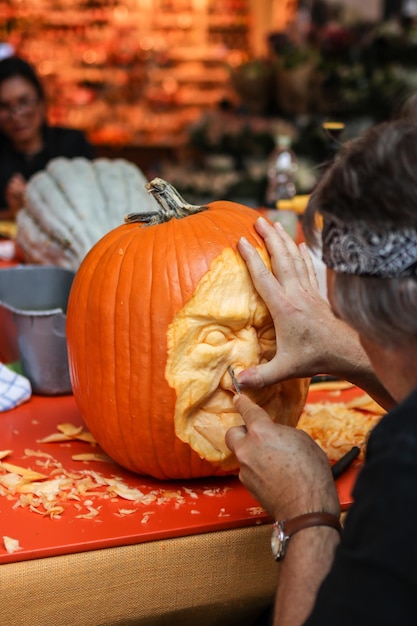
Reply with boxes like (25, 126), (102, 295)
(271, 522), (286, 561)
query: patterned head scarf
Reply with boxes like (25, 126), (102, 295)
(322, 217), (417, 278)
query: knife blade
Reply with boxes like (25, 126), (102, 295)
(227, 366), (242, 394)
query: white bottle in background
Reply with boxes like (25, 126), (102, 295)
(265, 135), (298, 207)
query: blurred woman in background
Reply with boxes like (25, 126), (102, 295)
(0, 55), (94, 219)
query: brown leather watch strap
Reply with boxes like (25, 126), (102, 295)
(272, 512), (341, 561)
(282, 511), (342, 538)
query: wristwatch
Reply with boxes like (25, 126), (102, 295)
(271, 512), (342, 561)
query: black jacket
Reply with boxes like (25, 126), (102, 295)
(305, 387), (417, 624)
(0, 125), (95, 210)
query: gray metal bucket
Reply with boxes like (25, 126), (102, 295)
(0, 265), (75, 395)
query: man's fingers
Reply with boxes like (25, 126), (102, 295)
(226, 394), (264, 453)
(233, 393), (271, 428)
(237, 359), (286, 390)
(225, 421), (247, 453)
(255, 218), (312, 290)
(237, 236), (281, 306)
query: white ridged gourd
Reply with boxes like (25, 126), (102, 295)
(15, 156), (159, 270)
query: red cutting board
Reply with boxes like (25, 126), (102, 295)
(0, 388), (362, 565)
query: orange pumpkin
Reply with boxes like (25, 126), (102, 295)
(66, 179), (309, 479)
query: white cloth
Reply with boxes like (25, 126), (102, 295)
(0, 240), (15, 261)
(0, 363), (31, 412)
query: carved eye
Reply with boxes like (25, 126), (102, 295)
(258, 325), (275, 341)
(202, 328), (229, 346)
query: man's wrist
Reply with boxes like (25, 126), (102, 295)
(274, 483), (340, 522)
(271, 512), (342, 561)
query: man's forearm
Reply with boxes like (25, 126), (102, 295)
(273, 526), (340, 626)
(318, 317), (395, 410)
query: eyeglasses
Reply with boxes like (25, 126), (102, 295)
(0, 96), (40, 120)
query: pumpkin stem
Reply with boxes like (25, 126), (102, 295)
(124, 178), (208, 226)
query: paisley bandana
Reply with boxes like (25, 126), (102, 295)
(322, 217), (417, 278)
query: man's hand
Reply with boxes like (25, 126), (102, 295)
(235, 217), (395, 410)
(236, 217), (341, 388)
(225, 393), (339, 522)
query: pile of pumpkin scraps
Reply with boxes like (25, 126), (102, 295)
(0, 421), (187, 526)
(0, 422), (238, 531)
(297, 391), (386, 463)
(0, 448), (159, 522)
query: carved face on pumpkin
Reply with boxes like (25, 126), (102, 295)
(166, 247), (303, 470)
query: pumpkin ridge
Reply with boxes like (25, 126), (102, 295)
(126, 233), (144, 472)
(147, 225), (179, 478)
(117, 159), (137, 218)
(16, 210), (78, 268)
(84, 229), (132, 466)
(168, 225), (198, 477)
(91, 159), (112, 224)
(47, 158), (101, 247)
(114, 232), (139, 471)
(96, 240), (124, 457)
(179, 213), (208, 302)
(123, 227), (167, 475)
(77, 159), (108, 228)
(70, 158), (108, 228)
(167, 222), (208, 478)
(98, 160), (126, 223)
(203, 204), (261, 248)
(26, 178), (87, 256)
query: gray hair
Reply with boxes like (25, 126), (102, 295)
(331, 273), (417, 347)
(303, 120), (417, 348)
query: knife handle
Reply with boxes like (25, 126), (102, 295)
(331, 446), (361, 480)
